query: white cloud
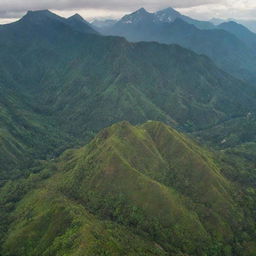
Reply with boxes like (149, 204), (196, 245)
(0, 0), (256, 23)
(0, 0), (224, 13)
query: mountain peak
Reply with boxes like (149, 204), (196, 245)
(136, 7), (148, 14)
(68, 13), (85, 22)
(119, 7), (153, 25)
(27, 9), (51, 14)
(160, 7), (180, 14)
(22, 9), (63, 23)
(25, 9), (54, 18)
(66, 13), (98, 34)
(155, 7), (181, 22)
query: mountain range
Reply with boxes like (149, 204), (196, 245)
(99, 7), (256, 84)
(1, 10), (256, 179)
(0, 8), (255, 256)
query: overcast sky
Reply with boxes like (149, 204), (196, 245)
(0, 0), (256, 24)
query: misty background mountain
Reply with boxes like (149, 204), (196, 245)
(93, 7), (256, 85)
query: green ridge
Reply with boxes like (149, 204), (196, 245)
(1, 121), (255, 255)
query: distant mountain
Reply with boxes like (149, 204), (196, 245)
(25, 9), (63, 22)
(1, 10), (255, 132)
(155, 7), (181, 22)
(211, 18), (256, 33)
(103, 8), (157, 39)
(1, 121), (256, 255)
(238, 20), (256, 33)
(103, 7), (215, 33)
(104, 8), (256, 84)
(66, 13), (98, 34)
(118, 8), (155, 25)
(155, 7), (215, 29)
(218, 21), (256, 52)
(15, 9), (98, 35)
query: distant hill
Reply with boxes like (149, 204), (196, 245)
(218, 21), (256, 52)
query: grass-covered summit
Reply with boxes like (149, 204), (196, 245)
(2, 121), (255, 256)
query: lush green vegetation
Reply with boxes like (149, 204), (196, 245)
(1, 121), (255, 255)
(0, 10), (255, 256)
(1, 10), (255, 155)
(0, 86), (77, 186)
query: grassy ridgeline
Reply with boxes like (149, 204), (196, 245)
(1, 121), (255, 256)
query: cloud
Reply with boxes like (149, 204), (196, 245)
(0, 11), (25, 18)
(0, 0), (256, 21)
(180, 0), (256, 20)
(0, 0), (225, 18)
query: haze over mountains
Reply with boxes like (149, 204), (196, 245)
(210, 18), (256, 33)
(96, 7), (256, 84)
(0, 7), (255, 256)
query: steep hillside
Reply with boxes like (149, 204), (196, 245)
(1, 121), (255, 256)
(194, 114), (256, 149)
(0, 86), (76, 186)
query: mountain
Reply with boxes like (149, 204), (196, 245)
(109, 7), (215, 30)
(0, 9), (255, 170)
(15, 10), (97, 35)
(104, 8), (256, 84)
(66, 13), (98, 34)
(118, 8), (155, 25)
(103, 8), (157, 40)
(155, 7), (215, 29)
(1, 121), (255, 255)
(238, 20), (256, 33)
(104, 7), (215, 34)
(211, 18), (256, 33)
(218, 21), (256, 52)
(155, 7), (182, 22)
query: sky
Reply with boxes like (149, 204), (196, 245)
(0, 0), (256, 24)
